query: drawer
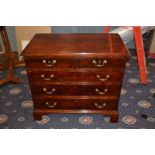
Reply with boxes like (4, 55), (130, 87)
(33, 98), (118, 110)
(25, 58), (74, 69)
(33, 99), (76, 109)
(75, 69), (123, 82)
(76, 85), (121, 96)
(76, 99), (118, 110)
(28, 71), (75, 82)
(77, 58), (126, 68)
(31, 85), (76, 96)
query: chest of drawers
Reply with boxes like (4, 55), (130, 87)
(22, 33), (130, 123)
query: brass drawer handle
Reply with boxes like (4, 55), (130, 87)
(45, 102), (57, 108)
(43, 88), (56, 95)
(96, 74), (110, 81)
(41, 74), (54, 81)
(92, 59), (107, 67)
(95, 88), (108, 95)
(42, 59), (57, 67)
(94, 102), (106, 108)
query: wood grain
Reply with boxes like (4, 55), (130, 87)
(22, 33), (129, 123)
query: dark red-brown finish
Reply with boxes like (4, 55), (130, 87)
(76, 57), (126, 68)
(76, 84), (121, 96)
(27, 69), (124, 83)
(34, 98), (119, 110)
(22, 33), (130, 123)
(25, 58), (74, 69)
(22, 33), (129, 57)
(28, 71), (75, 83)
(31, 85), (76, 96)
(75, 69), (124, 82)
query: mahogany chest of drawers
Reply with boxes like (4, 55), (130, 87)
(22, 33), (130, 123)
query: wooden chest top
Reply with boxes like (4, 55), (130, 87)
(22, 33), (130, 58)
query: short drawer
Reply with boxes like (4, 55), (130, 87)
(75, 69), (123, 82)
(33, 99), (76, 109)
(76, 99), (118, 110)
(25, 58), (74, 69)
(76, 85), (121, 96)
(30, 85), (76, 96)
(28, 71), (75, 82)
(77, 57), (126, 68)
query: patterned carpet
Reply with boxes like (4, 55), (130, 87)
(0, 54), (155, 129)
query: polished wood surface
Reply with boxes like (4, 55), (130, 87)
(28, 71), (75, 82)
(34, 98), (118, 110)
(25, 58), (74, 69)
(75, 69), (124, 82)
(76, 57), (126, 68)
(31, 85), (76, 96)
(22, 33), (130, 123)
(27, 69), (123, 83)
(22, 33), (129, 57)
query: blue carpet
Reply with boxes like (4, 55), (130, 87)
(0, 55), (155, 129)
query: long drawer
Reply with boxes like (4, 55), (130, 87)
(30, 84), (121, 97)
(27, 69), (123, 83)
(34, 98), (118, 110)
(25, 57), (126, 69)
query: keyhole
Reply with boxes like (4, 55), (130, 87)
(98, 60), (101, 64)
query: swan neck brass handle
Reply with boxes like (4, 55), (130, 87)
(45, 102), (57, 108)
(41, 74), (54, 81)
(94, 102), (106, 108)
(43, 88), (56, 95)
(92, 59), (107, 67)
(95, 88), (108, 95)
(96, 74), (110, 81)
(42, 59), (57, 67)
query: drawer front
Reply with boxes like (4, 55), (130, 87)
(25, 58), (74, 69)
(76, 99), (118, 110)
(31, 85), (76, 96)
(33, 98), (118, 110)
(28, 69), (123, 83)
(28, 71), (75, 82)
(77, 58), (125, 68)
(34, 99), (76, 109)
(75, 69), (123, 82)
(76, 85), (121, 96)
